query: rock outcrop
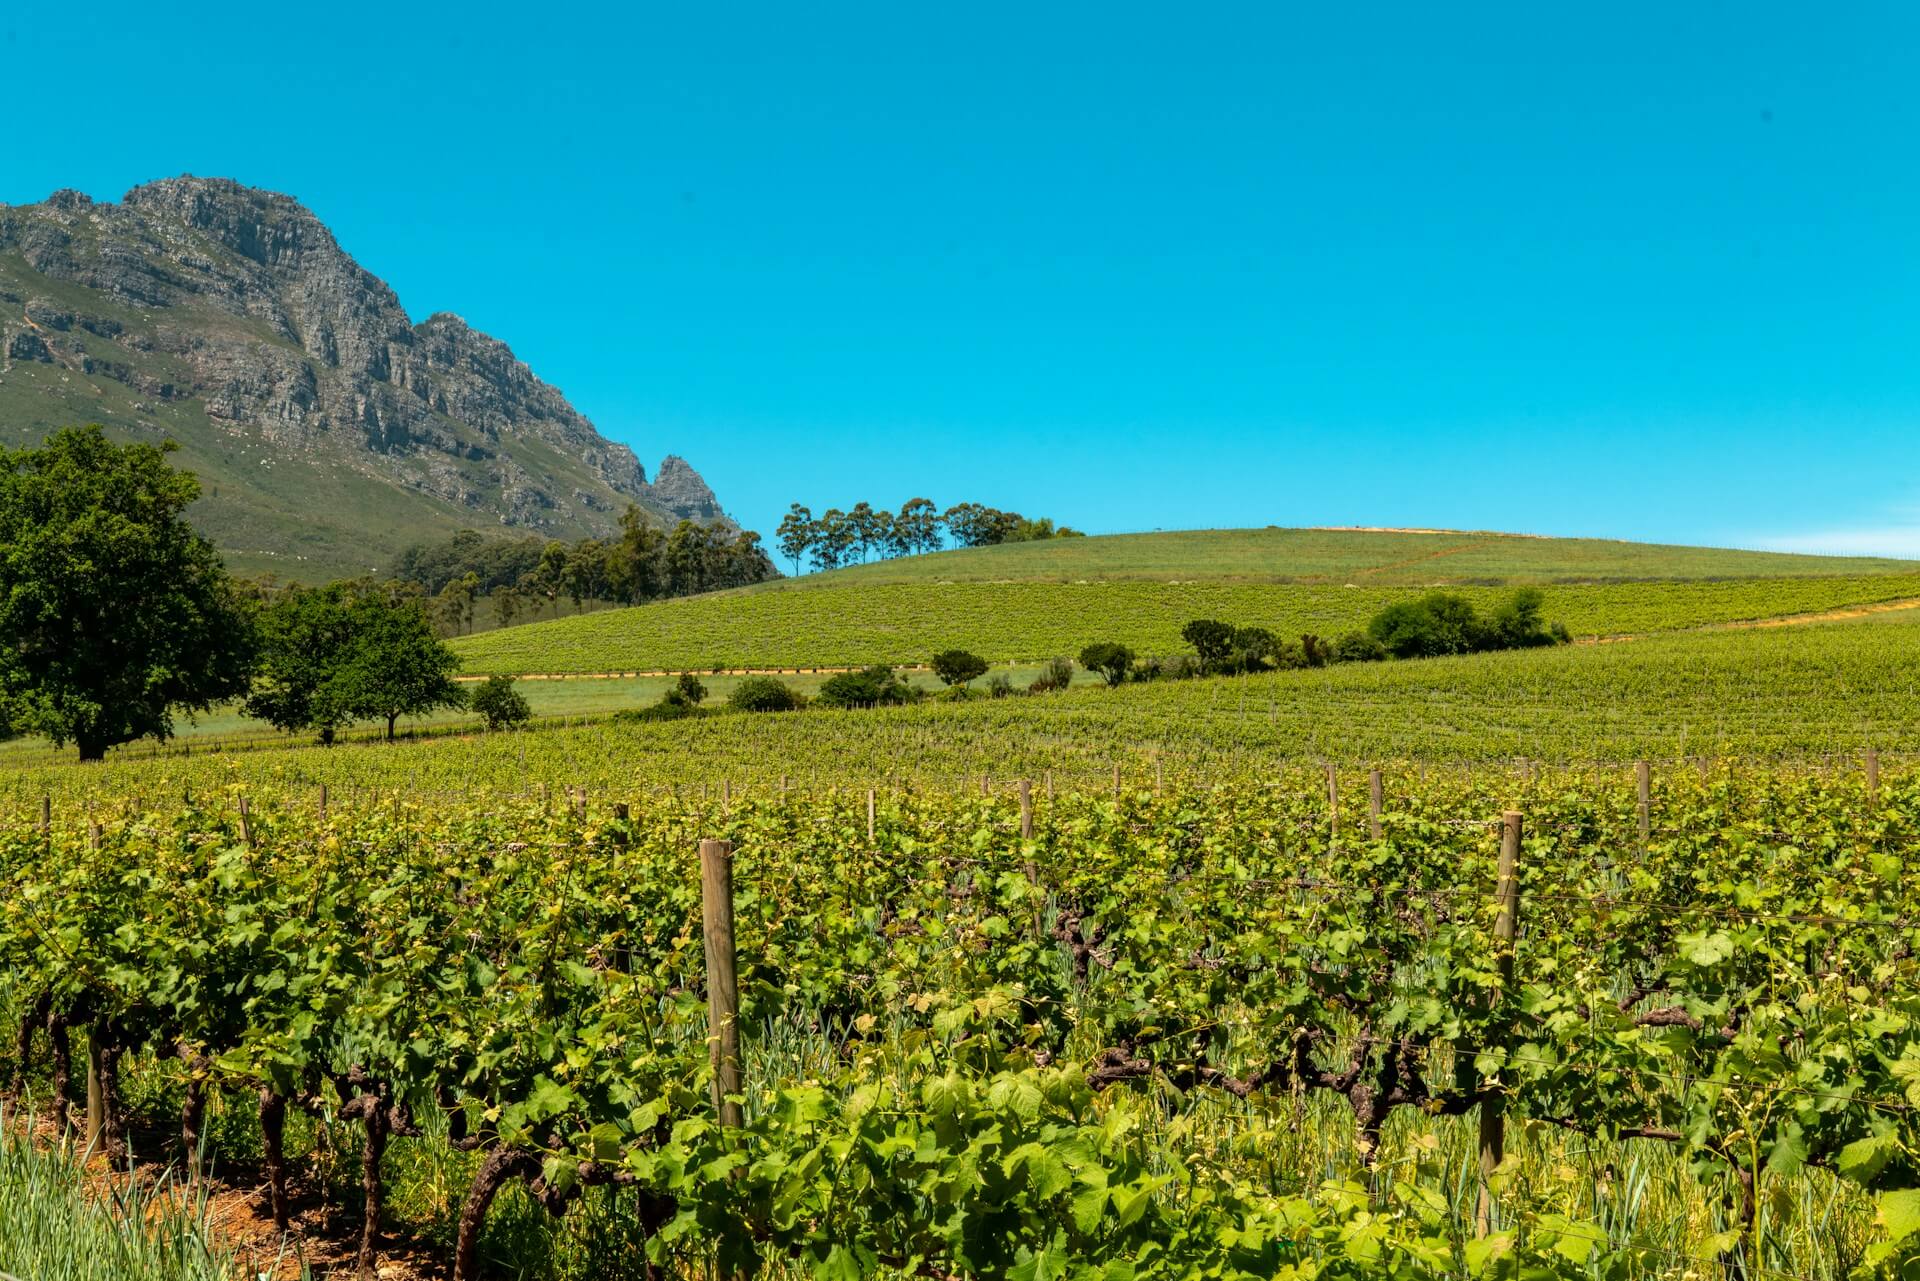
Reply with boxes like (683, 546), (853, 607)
(0, 176), (726, 576)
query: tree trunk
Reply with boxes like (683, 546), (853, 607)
(453, 1148), (540, 1281)
(358, 1104), (390, 1277)
(260, 1089), (291, 1231)
(178, 1045), (208, 1181)
(76, 732), (110, 762)
(46, 1013), (72, 1134)
(8, 991), (49, 1098)
(386, 713), (398, 741)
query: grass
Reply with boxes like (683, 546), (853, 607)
(0, 1107), (248, 1281)
(451, 569), (1920, 675)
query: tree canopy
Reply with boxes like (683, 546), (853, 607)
(247, 583), (465, 741)
(0, 426), (256, 759)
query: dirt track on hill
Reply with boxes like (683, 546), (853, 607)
(1576, 595), (1920, 645)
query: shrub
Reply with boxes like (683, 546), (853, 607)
(1181, 619), (1237, 667)
(729, 677), (800, 712)
(817, 665), (917, 709)
(1486, 587), (1570, 650)
(1028, 656), (1075, 694)
(987, 673), (1014, 698)
(469, 675), (532, 731)
(614, 701), (698, 723)
(1367, 592), (1486, 659)
(1078, 642), (1134, 687)
(1331, 631), (1389, 663)
(672, 672), (708, 705)
(1301, 634), (1331, 667)
(930, 649), (990, 688)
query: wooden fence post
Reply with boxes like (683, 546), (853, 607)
(1368, 769), (1384, 841)
(1019, 779), (1034, 840)
(1477, 810), (1523, 1234)
(1112, 763), (1121, 797)
(699, 839), (743, 1129)
(318, 784), (328, 821)
(238, 797), (254, 849)
(980, 774), (989, 798)
(1635, 761), (1650, 846)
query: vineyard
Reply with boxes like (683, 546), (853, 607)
(449, 573), (1920, 676)
(5, 608), (1917, 781)
(2, 756), (1915, 1278)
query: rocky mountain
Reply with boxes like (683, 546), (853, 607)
(0, 177), (726, 578)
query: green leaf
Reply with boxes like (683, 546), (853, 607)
(1839, 1133), (1898, 1187)
(1881, 1189), (1920, 1243)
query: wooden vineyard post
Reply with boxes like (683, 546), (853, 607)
(1112, 762), (1121, 798)
(780, 775), (789, 797)
(699, 839), (743, 1129)
(1019, 779), (1034, 840)
(318, 784), (328, 821)
(1326, 765), (1339, 850)
(866, 789), (876, 844)
(1154, 755), (1162, 796)
(1868, 748), (1881, 808)
(540, 782), (551, 813)
(87, 1027), (105, 1153)
(238, 797), (255, 849)
(1368, 769), (1384, 841)
(39, 796), (49, 847)
(613, 802), (630, 822)
(980, 774), (989, 798)
(1477, 810), (1523, 1234)
(1635, 761), (1651, 847)
(1045, 770), (1053, 800)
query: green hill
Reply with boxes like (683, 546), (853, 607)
(452, 527), (1920, 675)
(760, 526), (1915, 586)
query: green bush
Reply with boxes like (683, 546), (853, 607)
(729, 677), (800, 713)
(818, 665), (917, 709)
(470, 674), (532, 731)
(987, 673), (1014, 698)
(1028, 656), (1075, 694)
(1078, 642), (1134, 687)
(1331, 631), (1388, 663)
(671, 672), (708, 705)
(614, 701), (699, 724)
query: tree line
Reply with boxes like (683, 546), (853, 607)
(774, 499), (1081, 574)
(393, 510), (777, 636)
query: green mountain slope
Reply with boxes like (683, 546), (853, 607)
(0, 179), (725, 580)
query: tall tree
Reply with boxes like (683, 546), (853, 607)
(812, 509), (854, 572)
(848, 501), (881, 562)
(333, 590), (467, 739)
(247, 583), (464, 742)
(895, 497), (940, 554)
(776, 503), (816, 575)
(0, 426), (256, 760)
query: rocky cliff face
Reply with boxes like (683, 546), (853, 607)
(0, 177), (726, 577)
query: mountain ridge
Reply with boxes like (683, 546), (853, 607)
(0, 176), (724, 577)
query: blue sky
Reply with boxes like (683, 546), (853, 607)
(5, 3), (1918, 554)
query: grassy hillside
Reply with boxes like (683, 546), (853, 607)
(452, 568), (1920, 675)
(762, 526), (1916, 586)
(20, 606), (1920, 787)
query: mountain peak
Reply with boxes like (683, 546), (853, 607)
(0, 176), (728, 578)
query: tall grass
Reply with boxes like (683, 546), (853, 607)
(0, 1106), (248, 1281)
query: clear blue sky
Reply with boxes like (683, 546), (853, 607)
(6, 3), (1918, 554)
